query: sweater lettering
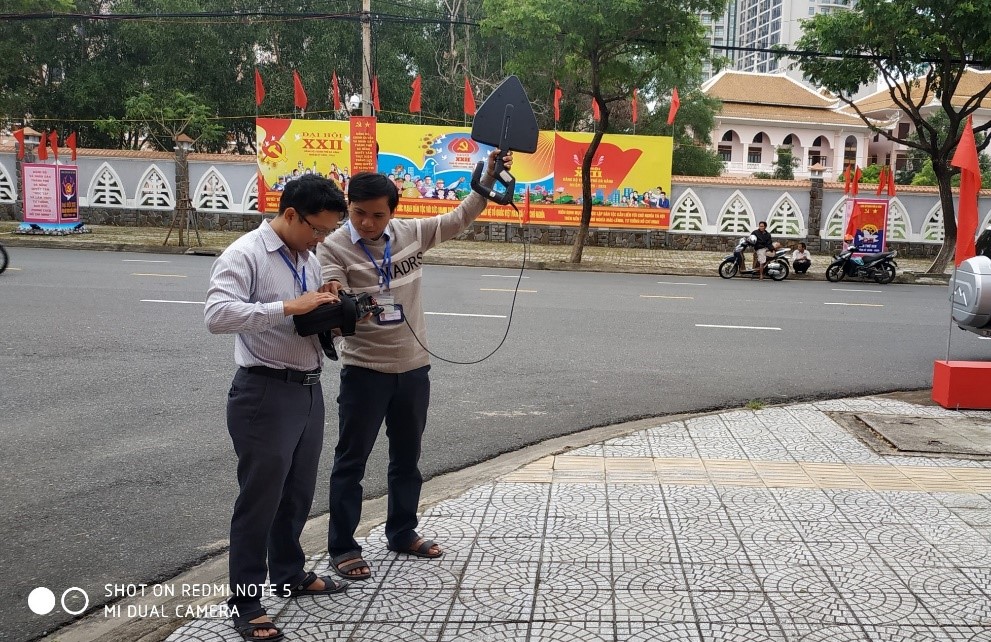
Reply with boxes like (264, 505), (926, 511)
(392, 252), (424, 279)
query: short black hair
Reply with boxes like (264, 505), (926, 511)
(278, 174), (347, 218)
(347, 172), (399, 212)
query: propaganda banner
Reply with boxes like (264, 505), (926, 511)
(255, 118), (673, 229)
(843, 198), (889, 253)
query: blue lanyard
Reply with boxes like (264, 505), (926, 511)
(277, 249), (307, 293)
(358, 237), (391, 291)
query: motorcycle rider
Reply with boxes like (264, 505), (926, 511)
(751, 221), (773, 280)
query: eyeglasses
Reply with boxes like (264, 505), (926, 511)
(300, 215), (333, 238)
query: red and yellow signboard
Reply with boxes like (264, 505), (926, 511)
(843, 198), (889, 253)
(256, 118), (673, 229)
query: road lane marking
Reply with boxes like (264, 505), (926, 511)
(141, 299), (205, 305)
(824, 302), (883, 307)
(4, 267), (22, 271)
(132, 273), (187, 277)
(480, 288), (537, 293)
(831, 288), (882, 293)
(657, 281), (707, 286)
(696, 324), (781, 331)
(481, 274), (529, 278)
(425, 312), (507, 318)
(123, 259), (170, 263)
(640, 295), (694, 300)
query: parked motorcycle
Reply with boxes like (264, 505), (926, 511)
(718, 236), (790, 281)
(0, 242), (7, 275)
(825, 244), (897, 284)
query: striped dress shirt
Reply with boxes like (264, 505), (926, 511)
(205, 219), (323, 371)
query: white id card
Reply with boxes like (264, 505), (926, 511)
(376, 296), (404, 324)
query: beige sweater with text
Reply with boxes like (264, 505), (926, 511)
(317, 190), (489, 373)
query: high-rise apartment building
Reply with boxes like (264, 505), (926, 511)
(701, 0), (853, 79)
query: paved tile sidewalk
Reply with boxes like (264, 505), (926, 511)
(169, 397), (991, 641)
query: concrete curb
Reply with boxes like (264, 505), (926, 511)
(2, 236), (947, 284)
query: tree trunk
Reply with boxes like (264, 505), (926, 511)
(569, 98), (607, 263)
(928, 161), (958, 274)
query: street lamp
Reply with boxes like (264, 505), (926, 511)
(164, 133), (200, 247)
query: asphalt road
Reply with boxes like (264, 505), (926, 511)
(1, 247), (988, 642)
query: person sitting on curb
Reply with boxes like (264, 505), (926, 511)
(792, 242), (812, 275)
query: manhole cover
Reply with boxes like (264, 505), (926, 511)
(855, 413), (991, 456)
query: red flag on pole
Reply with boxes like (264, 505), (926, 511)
(852, 165), (862, 196)
(523, 185), (531, 224)
(254, 68), (265, 107)
(66, 131), (77, 161)
(666, 87), (680, 126)
(591, 97), (600, 122)
(37, 130), (48, 160)
(293, 71), (308, 111)
(553, 82), (562, 123)
(631, 88), (639, 125)
(843, 165), (852, 195)
(875, 166), (887, 196)
(372, 75), (381, 113)
(887, 165), (896, 196)
(409, 74), (422, 114)
(48, 130), (58, 161)
(331, 71), (341, 111)
(952, 115), (982, 266)
(12, 128), (24, 160)
(463, 76), (476, 116)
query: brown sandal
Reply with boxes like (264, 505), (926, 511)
(332, 552), (372, 580)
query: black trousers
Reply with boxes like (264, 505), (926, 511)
(794, 259), (812, 274)
(226, 368), (324, 613)
(328, 364), (430, 556)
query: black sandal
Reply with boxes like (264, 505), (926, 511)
(286, 571), (348, 597)
(331, 552), (372, 580)
(232, 612), (284, 642)
(388, 536), (443, 558)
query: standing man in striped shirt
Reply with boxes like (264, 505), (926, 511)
(317, 150), (511, 581)
(205, 175), (349, 642)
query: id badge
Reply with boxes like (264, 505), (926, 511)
(376, 296), (404, 325)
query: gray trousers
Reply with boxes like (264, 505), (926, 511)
(226, 367), (324, 613)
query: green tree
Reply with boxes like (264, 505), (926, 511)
(859, 164), (881, 184)
(793, 0), (991, 273)
(483, 0), (725, 263)
(670, 91), (723, 176)
(772, 146), (797, 180)
(95, 91), (224, 151)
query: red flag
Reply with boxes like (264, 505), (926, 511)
(48, 130), (58, 161)
(409, 74), (422, 114)
(372, 75), (381, 112)
(631, 88), (639, 125)
(331, 71), (341, 111)
(293, 71), (308, 111)
(666, 87), (680, 126)
(66, 131), (77, 161)
(952, 115), (982, 266)
(887, 165), (896, 196)
(12, 128), (24, 160)
(875, 165), (887, 196)
(37, 130), (48, 160)
(523, 186), (531, 224)
(842, 165), (852, 195)
(591, 97), (600, 122)
(852, 166), (862, 196)
(254, 68), (265, 107)
(553, 82), (562, 123)
(463, 75), (476, 116)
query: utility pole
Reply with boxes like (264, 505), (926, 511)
(361, 0), (372, 116)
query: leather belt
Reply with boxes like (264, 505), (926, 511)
(244, 366), (321, 386)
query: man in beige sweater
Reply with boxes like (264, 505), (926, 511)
(317, 150), (512, 580)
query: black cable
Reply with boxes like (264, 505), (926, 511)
(402, 217), (529, 365)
